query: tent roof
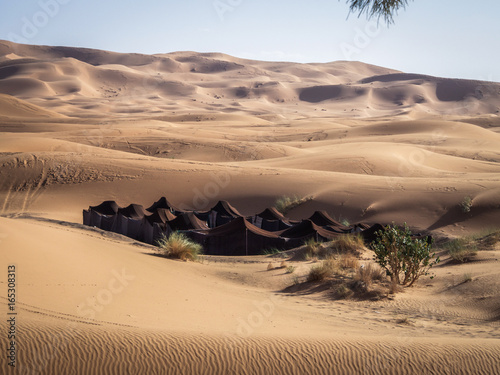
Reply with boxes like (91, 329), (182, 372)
(118, 204), (147, 219)
(280, 219), (338, 240)
(209, 200), (244, 218)
(89, 200), (120, 215)
(146, 197), (184, 213)
(145, 208), (177, 224)
(307, 211), (347, 228)
(167, 212), (209, 231)
(254, 207), (289, 221)
(204, 217), (280, 238)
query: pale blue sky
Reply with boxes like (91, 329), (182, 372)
(1, 0), (499, 81)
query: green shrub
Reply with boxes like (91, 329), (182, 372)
(275, 195), (312, 214)
(156, 232), (202, 261)
(369, 223), (440, 287)
(460, 196), (473, 213)
(444, 238), (477, 263)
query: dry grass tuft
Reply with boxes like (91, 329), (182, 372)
(303, 238), (324, 259)
(275, 195), (312, 215)
(339, 254), (360, 270)
(267, 262), (274, 271)
(355, 263), (386, 287)
(307, 258), (338, 282)
(156, 232), (202, 261)
(335, 284), (354, 299)
(328, 233), (365, 255)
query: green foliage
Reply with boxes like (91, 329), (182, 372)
(263, 247), (282, 255)
(347, 0), (413, 24)
(156, 232), (202, 261)
(460, 196), (473, 213)
(369, 223), (439, 286)
(275, 195), (312, 215)
(443, 237), (477, 263)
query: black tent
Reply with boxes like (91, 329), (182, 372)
(190, 217), (285, 256)
(167, 212), (209, 231)
(146, 197), (184, 215)
(89, 200), (121, 215)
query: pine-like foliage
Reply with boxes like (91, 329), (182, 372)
(347, 0), (413, 24)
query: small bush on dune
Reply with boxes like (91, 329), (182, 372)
(339, 253), (359, 270)
(304, 238), (324, 259)
(460, 196), (473, 213)
(329, 233), (365, 254)
(444, 238), (477, 263)
(355, 263), (386, 287)
(370, 223), (439, 287)
(275, 195), (312, 215)
(156, 232), (202, 261)
(307, 258), (338, 282)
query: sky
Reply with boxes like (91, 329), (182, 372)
(0, 0), (499, 81)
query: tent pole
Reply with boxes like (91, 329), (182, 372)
(245, 228), (248, 256)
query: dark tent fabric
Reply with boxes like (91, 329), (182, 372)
(210, 200), (244, 218)
(307, 211), (350, 231)
(83, 198), (389, 255)
(359, 224), (385, 244)
(100, 214), (116, 231)
(145, 208), (177, 225)
(126, 217), (144, 240)
(83, 210), (91, 226)
(280, 220), (339, 241)
(190, 217), (285, 256)
(90, 200), (120, 216)
(89, 210), (103, 228)
(167, 212), (209, 231)
(254, 207), (288, 222)
(118, 204), (147, 219)
(111, 213), (129, 236)
(250, 207), (291, 232)
(146, 197), (184, 215)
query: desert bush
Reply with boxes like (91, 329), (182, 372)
(304, 238), (324, 259)
(267, 262), (274, 271)
(338, 253), (360, 269)
(307, 258), (337, 282)
(444, 238), (477, 263)
(335, 284), (354, 299)
(286, 265), (296, 274)
(356, 263), (386, 287)
(275, 195), (312, 214)
(462, 273), (473, 283)
(370, 223), (440, 286)
(156, 232), (202, 261)
(263, 247), (282, 255)
(460, 196), (473, 213)
(329, 233), (365, 254)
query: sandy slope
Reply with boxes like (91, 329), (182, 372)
(1, 41), (500, 373)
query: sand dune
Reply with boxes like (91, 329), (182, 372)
(1, 40), (500, 373)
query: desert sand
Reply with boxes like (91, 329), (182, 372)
(1, 40), (499, 374)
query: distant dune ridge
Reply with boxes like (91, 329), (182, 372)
(1, 40), (500, 374)
(1, 40), (499, 118)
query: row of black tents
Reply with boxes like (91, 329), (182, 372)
(83, 198), (384, 256)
